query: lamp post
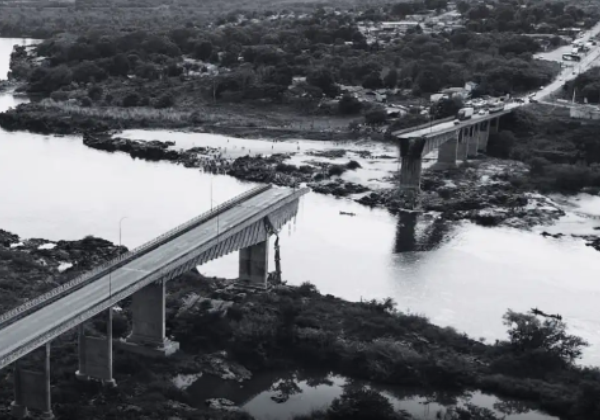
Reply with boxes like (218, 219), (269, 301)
(109, 216), (128, 300)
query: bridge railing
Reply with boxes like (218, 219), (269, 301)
(392, 116), (455, 138)
(0, 184), (272, 329)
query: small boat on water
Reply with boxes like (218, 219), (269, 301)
(340, 211), (356, 216)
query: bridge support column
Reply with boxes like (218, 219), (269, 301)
(239, 241), (269, 288)
(456, 128), (468, 161)
(467, 125), (479, 158)
(398, 138), (426, 210)
(76, 310), (116, 386)
(11, 343), (53, 419)
(436, 137), (458, 168)
(122, 281), (179, 357)
(490, 117), (499, 134)
(479, 121), (490, 152)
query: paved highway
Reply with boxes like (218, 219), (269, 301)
(0, 187), (300, 369)
(400, 21), (600, 140)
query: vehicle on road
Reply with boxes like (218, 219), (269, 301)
(457, 107), (474, 121)
(478, 109), (486, 115)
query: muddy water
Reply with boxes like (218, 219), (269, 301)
(1, 38), (600, 368)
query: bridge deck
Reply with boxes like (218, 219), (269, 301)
(0, 186), (304, 368)
(395, 104), (518, 139)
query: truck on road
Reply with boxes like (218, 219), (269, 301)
(454, 107), (474, 124)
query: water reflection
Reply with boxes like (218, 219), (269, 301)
(187, 369), (557, 420)
(394, 213), (454, 253)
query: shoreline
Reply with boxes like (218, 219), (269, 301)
(0, 227), (597, 419)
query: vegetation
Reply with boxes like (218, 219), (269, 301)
(564, 67), (600, 104)
(487, 107), (600, 194)
(0, 1), (564, 136)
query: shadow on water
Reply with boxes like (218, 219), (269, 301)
(394, 212), (454, 253)
(187, 369), (557, 420)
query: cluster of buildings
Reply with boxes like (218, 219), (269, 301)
(357, 10), (465, 45)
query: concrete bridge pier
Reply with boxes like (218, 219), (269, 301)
(436, 136), (458, 168)
(75, 309), (116, 386)
(456, 128), (468, 161)
(467, 125), (479, 158)
(478, 121), (490, 152)
(122, 281), (180, 357)
(490, 117), (499, 134)
(11, 343), (53, 419)
(398, 138), (426, 209)
(239, 240), (269, 288)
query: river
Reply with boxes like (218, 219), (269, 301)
(0, 38), (598, 419)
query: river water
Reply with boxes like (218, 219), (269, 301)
(0, 38), (597, 419)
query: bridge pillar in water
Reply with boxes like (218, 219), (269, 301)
(76, 310), (116, 386)
(467, 124), (479, 158)
(456, 128), (468, 161)
(123, 281), (179, 357)
(398, 138), (426, 209)
(436, 136), (458, 167)
(11, 343), (53, 419)
(239, 240), (269, 288)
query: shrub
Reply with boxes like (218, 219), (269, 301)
(122, 93), (140, 107)
(154, 93), (175, 109)
(502, 309), (588, 365)
(338, 95), (362, 115)
(87, 85), (103, 101)
(365, 108), (387, 125)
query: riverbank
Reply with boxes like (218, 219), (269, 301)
(0, 229), (598, 419)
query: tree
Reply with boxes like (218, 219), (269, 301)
(487, 130), (516, 158)
(362, 71), (383, 90)
(87, 85), (103, 101)
(365, 107), (387, 125)
(72, 61), (107, 84)
(122, 93), (140, 107)
(109, 53), (130, 77)
(307, 68), (338, 97)
(503, 309), (588, 364)
(154, 93), (175, 109)
(327, 387), (403, 420)
(338, 95), (362, 115)
(194, 41), (213, 61)
(384, 68), (398, 88)
(430, 96), (463, 119)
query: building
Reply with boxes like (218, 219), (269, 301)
(380, 21), (420, 33)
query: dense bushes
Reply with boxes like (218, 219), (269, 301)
(490, 109), (600, 193)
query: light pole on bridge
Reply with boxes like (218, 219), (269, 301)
(109, 216), (128, 301)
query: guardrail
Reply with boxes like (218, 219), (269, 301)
(0, 184), (272, 330)
(392, 116), (455, 138)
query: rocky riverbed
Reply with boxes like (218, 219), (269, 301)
(359, 159), (566, 229)
(79, 134), (581, 232)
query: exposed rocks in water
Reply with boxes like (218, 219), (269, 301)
(225, 154), (365, 197)
(82, 133), (226, 169)
(358, 160), (566, 228)
(309, 180), (369, 197)
(205, 398), (242, 412)
(307, 149), (346, 158)
(541, 232), (600, 252)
